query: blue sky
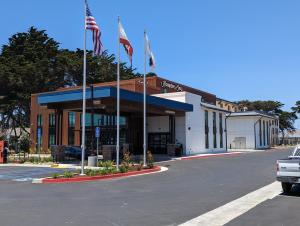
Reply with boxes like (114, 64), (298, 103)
(1, 0), (300, 127)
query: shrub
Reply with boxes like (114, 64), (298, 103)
(121, 150), (132, 168)
(63, 171), (74, 178)
(52, 173), (60, 179)
(119, 165), (128, 173)
(108, 167), (118, 174)
(87, 170), (97, 176)
(100, 168), (110, 175)
(84, 169), (92, 175)
(42, 157), (53, 163)
(99, 160), (115, 169)
(137, 161), (144, 171)
(147, 151), (154, 168)
(19, 135), (30, 153)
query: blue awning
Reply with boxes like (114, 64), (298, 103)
(38, 86), (193, 112)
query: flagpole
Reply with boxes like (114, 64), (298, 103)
(81, 0), (87, 175)
(143, 30), (147, 167)
(116, 16), (121, 170)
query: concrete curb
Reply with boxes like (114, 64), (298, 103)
(180, 152), (243, 160)
(32, 166), (166, 184)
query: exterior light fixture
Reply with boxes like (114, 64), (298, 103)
(165, 110), (175, 115)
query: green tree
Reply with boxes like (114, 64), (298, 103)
(236, 100), (283, 114)
(0, 27), (64, 138)
(236, 100), (298, 140)
(0, 27), (140, 138)
(292, 101), (300, 114)
(279, 111), (297, 141)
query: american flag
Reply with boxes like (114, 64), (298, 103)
(85, 0), (102, 56)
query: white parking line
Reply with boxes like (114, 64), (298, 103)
(179, 181), (282, 226)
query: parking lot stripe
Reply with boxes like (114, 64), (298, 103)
(179, 181), (282, 226)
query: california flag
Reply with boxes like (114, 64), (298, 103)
(119, 21), (133, 64)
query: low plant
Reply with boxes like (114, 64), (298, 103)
(100, 168), (110, 175)
(52, 173), (60, 179)
(63, 171), (74, 178)
(108, 167), (118, 174)
(85, 169), (103, 177)
(147, 151), (154, 168)
(119, 165), (128, 173)
(42, 157), (53, 163)
(99, 160), (115, 169)
(121, 150), (132, 168)
(137, 161), (144, 171)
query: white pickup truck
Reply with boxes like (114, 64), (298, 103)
(277, 145), (300, 193)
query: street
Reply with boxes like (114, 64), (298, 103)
(0, 148), (297, 226)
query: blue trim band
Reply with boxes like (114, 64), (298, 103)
(38, 86), (193, 112)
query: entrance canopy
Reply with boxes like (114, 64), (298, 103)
(38, 86), (193, 116)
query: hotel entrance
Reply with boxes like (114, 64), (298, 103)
(34, 86), (193, 156)
(148, 133), (171, 154)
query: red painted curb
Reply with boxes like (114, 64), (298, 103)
(42, 166), (161, 184)
(181, 152), (242, 160)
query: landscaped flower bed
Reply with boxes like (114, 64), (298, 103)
(39, 150), (159, 183)
(41, 165), (161, 183)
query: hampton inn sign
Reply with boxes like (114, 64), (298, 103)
(160, 80), (183, 92)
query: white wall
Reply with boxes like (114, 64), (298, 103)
(175, 116), (186, 151)
(153, 92), (227, 155)
(227, 116), (279, 150)
(184, 92), (204, 155)
(227, 117), (256, 149)
(201, 106), (226, 153)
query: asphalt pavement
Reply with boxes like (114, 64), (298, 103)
(0, 148), (294, 226)
(0, 166), (69, 182)
(225, 184), (300, 226)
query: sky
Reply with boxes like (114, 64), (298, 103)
(0, 0), (300, 127)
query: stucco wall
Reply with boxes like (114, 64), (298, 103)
(227, 115), (279, 149)
(153, 92), (227, 155)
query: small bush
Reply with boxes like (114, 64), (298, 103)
(99, 160), (115, 169)
(119, 165), (128, 173)
(100, 168), (110, 175)
(108, 167), (118, 174)
(137, 161), (144, 171)
(122, 150), (132, 168)
(52, 173), (60, 179)
(147, 151), (154, 168)
(63, 171), (74, 178)
(42, 157), (53, 163)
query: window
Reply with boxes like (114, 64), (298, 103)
(205, 110), (209, 149)
(266, 122), (269, 145)
(48, 113), (56, 147)
(263, 121), (266, 146)
(259, 120), (262, 146)
(37, 114), (43, 147)
(213, 112), (217, 148)
(219, 113), (223, 148)
(68, 112), (75, 145)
